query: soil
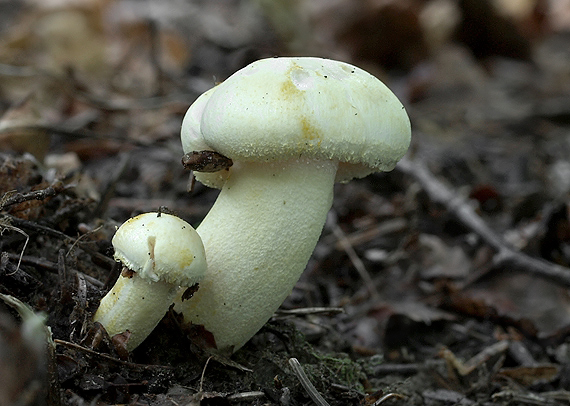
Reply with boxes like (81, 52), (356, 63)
(1, 1), (570, 405)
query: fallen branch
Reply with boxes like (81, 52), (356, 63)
(397, 157), (570, 287)
(0, 182), (65, 211)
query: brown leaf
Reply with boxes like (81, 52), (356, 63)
(499, 364), (560, 386)
(111, 331), (131, 360)
(182, 323), (218, 350)
(0, 95), (51, 160)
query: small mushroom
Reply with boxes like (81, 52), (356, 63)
(94, 212), (206, 351)
(174, 57), (411, 352)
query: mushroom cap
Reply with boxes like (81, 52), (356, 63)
(181, 57), (411, 186)
(112, 212), (206, 286)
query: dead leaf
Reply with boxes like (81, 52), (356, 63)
(0, 95), (51, 160)
(499, 364), (560, 386)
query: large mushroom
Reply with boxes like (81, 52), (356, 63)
(94, 212), (206, 351)
(174, 57), (411, 353)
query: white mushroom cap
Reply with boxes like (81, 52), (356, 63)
(112, 212), (206, 287)
(181, 57), (411, 187)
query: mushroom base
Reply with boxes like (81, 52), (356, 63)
(174, 158), (338, 352)
(94, 274), (179, 350)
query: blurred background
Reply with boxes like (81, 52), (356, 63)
(1, 0), (570, 404)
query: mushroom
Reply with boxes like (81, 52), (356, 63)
(174, 57), (411, 353)
(94, 212), (206, 351)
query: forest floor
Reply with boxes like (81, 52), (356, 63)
(1, 1), (570, 405)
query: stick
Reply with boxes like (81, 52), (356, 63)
(327, 212), (380, 300)
(288, 358), (330, 406)
(397, 158), (570, 287)
(0, 182), (65, 211)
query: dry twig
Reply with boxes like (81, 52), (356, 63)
(5, 214), (115, 271)
(2, 252), (104, 288)
(397, 158), (570, 287)
(288, 357), (330, 406)
(0, 182), (65, 211)
(327, 212), (380, 301)
(274, 307), (344, 316)
(0, 220), (29, 274)
(53, 339), (173, 371)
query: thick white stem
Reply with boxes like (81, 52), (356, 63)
(94, 275), (177, 350)
(174, 159), (337, 352)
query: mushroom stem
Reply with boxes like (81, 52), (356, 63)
(94, 274), (178, 350)
(174, 158), (338, 352)
(93, 212), (206, 351)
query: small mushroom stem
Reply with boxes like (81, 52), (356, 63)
(94, 274), (178, 350)
(93, 213), (206, 351)
(174, 158), (338, 352)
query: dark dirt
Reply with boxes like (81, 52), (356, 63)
(1, 1), (570, 405)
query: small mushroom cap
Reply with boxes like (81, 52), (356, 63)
(112, 212), (206, 286)
(181, 57), (411, 186)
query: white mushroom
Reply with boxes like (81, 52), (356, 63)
(174, 57), (411, 353)
(94, 212), (206, 351)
